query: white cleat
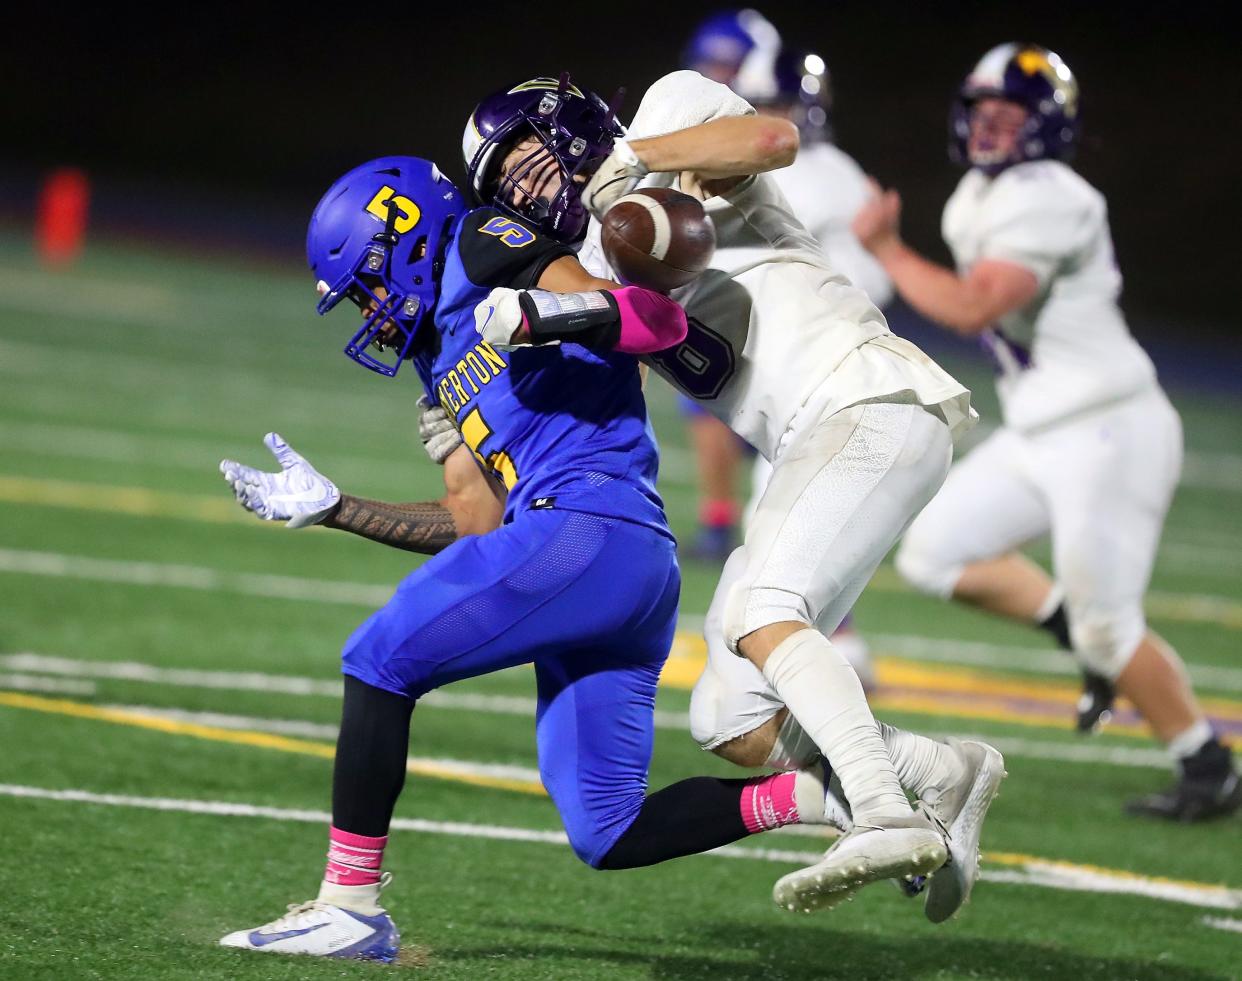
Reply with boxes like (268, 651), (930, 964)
(219, 899), (400, 962)
(772, 809), (948, 914)
(922, 738), (1006, 924)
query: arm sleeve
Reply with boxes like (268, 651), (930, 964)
(456, 208), (575, 290)
(976, 171), (1096, 289)
(625, 70), (756, 141)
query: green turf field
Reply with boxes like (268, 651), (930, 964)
(1, 234), (1239, 980)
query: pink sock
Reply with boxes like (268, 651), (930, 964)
(700, 499), (739, 529)
(739, 772), (800, 834)
(324, 826), (387, 886)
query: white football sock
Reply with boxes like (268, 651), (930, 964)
(1167, 719), (1213, 763)
(760, 628), (911, 824)
(877, 722), (964, 801)
(787, 763), (853, 832)
(1033, 583), (1065, 624)
(317, 879), (385, 917)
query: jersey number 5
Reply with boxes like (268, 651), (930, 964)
(460, 407), (519, 489)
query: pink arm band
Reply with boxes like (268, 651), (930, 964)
(612, 286), (688, 354)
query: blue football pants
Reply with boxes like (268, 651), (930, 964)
(341, 508), (680, 866)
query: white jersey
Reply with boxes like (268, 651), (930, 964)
(580, 70), (972, 461)
(942, 160), (1157, 431)
(768, 142), (893, 308)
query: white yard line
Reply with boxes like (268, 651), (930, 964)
(5, 547), (1241, 637)
(1201, 916), (1242, 934)
(4, 416), (1242, 498)
(0, 548), (394, 608)
(0, 783), (1237, 911)
(0, 656), (1175, 769)
(0, 673), (96, 696)
(0, 421), (420, 488)
(0, 654), (692, 731)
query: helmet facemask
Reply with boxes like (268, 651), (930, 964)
(315, 202), (427, 377)
(464, 74), (622, 243)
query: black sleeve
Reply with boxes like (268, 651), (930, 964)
(457, 208), (575, 291)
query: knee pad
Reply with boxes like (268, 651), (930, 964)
(894, 533), (962, 599)
(1067, 603), (1146, 680)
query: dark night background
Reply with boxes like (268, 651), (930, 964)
(2, 2), (1237, 354)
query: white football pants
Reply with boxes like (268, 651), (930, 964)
(895, 386), (1183, 679)
(689, 399), (953, 765)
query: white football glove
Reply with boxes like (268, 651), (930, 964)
(417, 395), (461, 465)
(219, 433), (340, 529)
(474, 287), (528, 350)
(582, 139), (649, 218)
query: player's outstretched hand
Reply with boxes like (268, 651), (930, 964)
(417, 396), (461, 465)
(583, 139), (650, 219)
(219, 433), (340, 529)
(852, 177), (903, 255)
(474, 288), (528, 350)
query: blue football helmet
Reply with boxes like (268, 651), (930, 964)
(462, 74), (623, 244)
(681, 9), (782, 97)
(307, 156), (464, 377)
(950, 43), (1081, 175)
(682, 10), (832, 142)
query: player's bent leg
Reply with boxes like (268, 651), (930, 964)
(726, 403), (954, 826)
(224, 511), (663, 960)
(537, 647), (798, 869)
(1047, 390), (1238, 817)
(895, 427), (1048, 603)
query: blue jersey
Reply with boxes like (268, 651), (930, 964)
(413, 208), (670, 537)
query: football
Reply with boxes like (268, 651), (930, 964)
(601, 187), (716, 292)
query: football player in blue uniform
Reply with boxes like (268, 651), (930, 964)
(216, 144), (839, 961)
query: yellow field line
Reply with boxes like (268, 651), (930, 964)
(0, 691), (545, 796)
(661, 643), (1242, 737)
(3, 687), (1238, 908)
(0, 475), (248, 525)
(3, 690), (1239, 903)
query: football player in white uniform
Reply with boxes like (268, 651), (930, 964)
(463, 70), (1004, 919)
(680, 9), (896, 687)
(853, 43), (1240, 821)
(677, 10), (894, 582)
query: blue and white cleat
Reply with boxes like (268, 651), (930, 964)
(922, 738), (1006, 924)
(219, 899), (399, 962)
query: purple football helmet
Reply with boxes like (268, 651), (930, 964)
(307, 156), (464, 377)
(462, 74), (623, 243)
(682, 11), (832, 142)
(950, 43), (1081, 175)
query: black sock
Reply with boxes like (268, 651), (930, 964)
(331, 675), (416, 837)
(1180, 736), (1231, 775)
(1038, 602), (1073, 651)
(597, 777), (752, 871)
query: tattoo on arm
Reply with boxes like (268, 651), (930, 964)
(324, 495), (460, 554)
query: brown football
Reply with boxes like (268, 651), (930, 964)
(600, 187), (716, 292)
